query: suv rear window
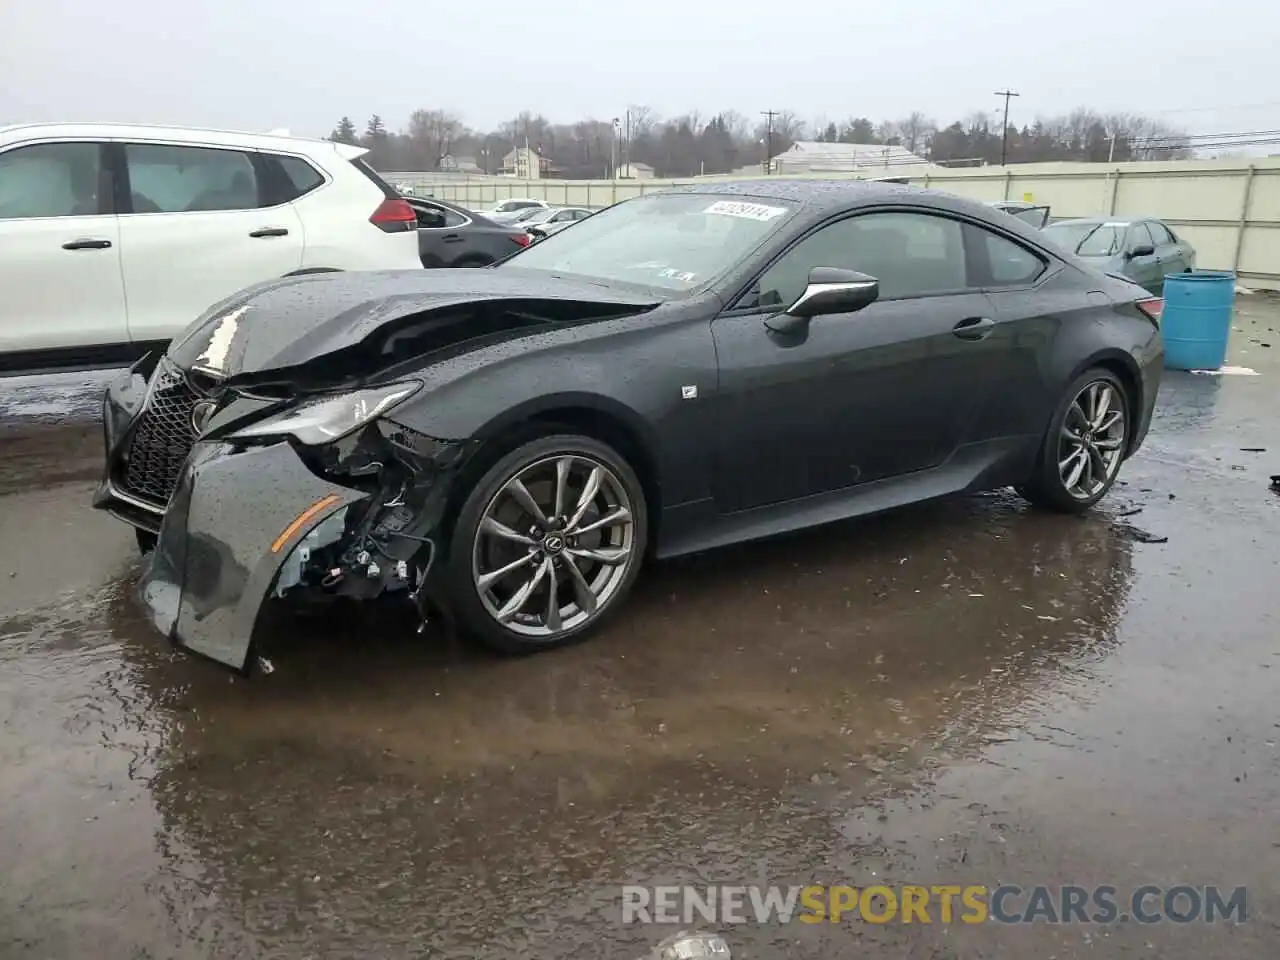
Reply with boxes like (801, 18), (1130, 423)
(349, 157), (398, 198)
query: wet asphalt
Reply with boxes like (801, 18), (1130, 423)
(1, 301), (1278, 959)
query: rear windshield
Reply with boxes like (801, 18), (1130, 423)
(349, 157), (397, 198)
(1044, 222), (1124, 257)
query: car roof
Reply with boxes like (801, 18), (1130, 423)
(0, 121), (366, 159)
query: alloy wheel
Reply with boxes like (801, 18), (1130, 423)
(1058, 380), (1126, 500)
(471, 453), (637, 639)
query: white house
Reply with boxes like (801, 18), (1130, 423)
(614, 161), (655, 180)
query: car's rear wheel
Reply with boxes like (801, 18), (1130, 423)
(1018, 368), (1129, 513)
(443, 434), (647, 653)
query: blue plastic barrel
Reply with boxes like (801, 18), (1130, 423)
(1161, 270), (1236, 371)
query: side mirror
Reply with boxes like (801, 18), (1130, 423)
(1127, 243), (1155, 259)
(764, 268), (879, 333)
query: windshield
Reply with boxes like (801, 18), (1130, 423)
(1044, 222), (1125, 257)
(501, 193), (798, 293)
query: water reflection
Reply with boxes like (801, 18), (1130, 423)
(101, 492), (1135, 957)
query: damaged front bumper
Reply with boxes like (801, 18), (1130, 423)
(137, 422), (469, 673)
(141, 440), (369, 671)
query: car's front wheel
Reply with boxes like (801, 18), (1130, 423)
(444, 434), (648, 653)
(1018, 368), (1130, 513)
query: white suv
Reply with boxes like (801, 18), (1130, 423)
(0, 123), (421, 371)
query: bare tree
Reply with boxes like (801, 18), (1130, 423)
(407, 109), (466, 170)
(895, 112), (936, 155)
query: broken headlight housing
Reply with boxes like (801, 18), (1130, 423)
(231, 381), (422, 446)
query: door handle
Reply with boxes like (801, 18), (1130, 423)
(62, 238), (112, 250)
(249, 227), (289, 238)
(953, 316), (995, 341)
(442, 234), (464, 243)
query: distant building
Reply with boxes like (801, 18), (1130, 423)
(439, 154), (483, 175)
(614, 161), (655, 180)
(769, 140), (933, 176)
(500, 146), (552, 179)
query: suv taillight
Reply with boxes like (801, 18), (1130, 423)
(370, 197), (417, 233)
(511, 232), (532, 248)
(1136, 297), (1163, 325)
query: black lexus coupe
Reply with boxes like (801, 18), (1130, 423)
(94, 180), (1164, 672)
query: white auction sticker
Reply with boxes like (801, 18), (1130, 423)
(703, 200), (788, 221)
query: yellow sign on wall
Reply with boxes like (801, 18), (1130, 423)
(1023, 192), (1035, 203)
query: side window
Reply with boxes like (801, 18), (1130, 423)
(442, 207), (468, 228)
(273, 155), (325, 201)
(0, 142), (103, 219)
(1127, 222), (1155, 252)
(977, 229), (1046, 287)
(1146, 220), (1173, 245)
(124, 143), (261, 213)
(753, 211), (967, 307)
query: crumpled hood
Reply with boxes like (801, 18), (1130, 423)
(166, 268), (658, 383)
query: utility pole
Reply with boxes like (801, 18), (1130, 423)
(624, 109), (631, 179)
(761, 109), (778, 174)
(994, 89), (1020, 166)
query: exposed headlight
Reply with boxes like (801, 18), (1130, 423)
(231, 382), (421, 445)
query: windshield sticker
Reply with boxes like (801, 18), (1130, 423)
(703, 200), (788, 222)
(658, 268), (698, 283)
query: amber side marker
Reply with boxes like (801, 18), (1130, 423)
(271, 494), (341, 554)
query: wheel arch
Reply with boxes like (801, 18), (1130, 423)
(1068, 349), (1143, 455)
(284, 266), (343, 277)
(439, 394), (663, 551)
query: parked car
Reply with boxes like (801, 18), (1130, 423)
(521, 206), (594, 238)
(405, 197), (531, 267)
(989, 200), (1052, 229)
(488, 206), (549, 226)
(0, 122), (421, 372)
(95, 180), (1163, 672)
(1042, 217), (1195, 294)
(481, 198), (547, 218)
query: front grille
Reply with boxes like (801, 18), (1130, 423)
(121, 366), (199, 506)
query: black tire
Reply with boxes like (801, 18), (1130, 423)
(136, 528), (158, 553)
(452, 255), (494, 269)
(442, 433), (648, 654)
(1018, 367), (1130, 514)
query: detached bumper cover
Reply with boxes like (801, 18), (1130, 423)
(140, 440), (367, 672)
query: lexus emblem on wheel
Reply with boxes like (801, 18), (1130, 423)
(190, 400), (217, 435)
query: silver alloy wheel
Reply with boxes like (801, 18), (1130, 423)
(471, 453), (636, 639)
(1058, 380), (1126, 500)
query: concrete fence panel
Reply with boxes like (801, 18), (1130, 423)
(388, 158), (1280, 288)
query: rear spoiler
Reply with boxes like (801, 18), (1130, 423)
(332, 142), (369, 161)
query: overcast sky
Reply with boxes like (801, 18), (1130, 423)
(3, 0), (1278, 140)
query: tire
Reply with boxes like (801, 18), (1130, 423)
(442, 433), (648, 654)
(1018, 367), (1130, 514)
(452, 255), (494, 269)
(136, 528), (158, 553)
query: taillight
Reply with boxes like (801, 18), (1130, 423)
(1136, 297), (1163, 324)
(510, 232), (531, 248)
(370, 197), (417, 233)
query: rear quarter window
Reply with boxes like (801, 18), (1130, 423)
(273, 155), (325, 200)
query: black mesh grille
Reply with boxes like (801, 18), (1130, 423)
(121, 367), (199, 506)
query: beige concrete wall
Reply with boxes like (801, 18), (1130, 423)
(387, 158), (1280, 288)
